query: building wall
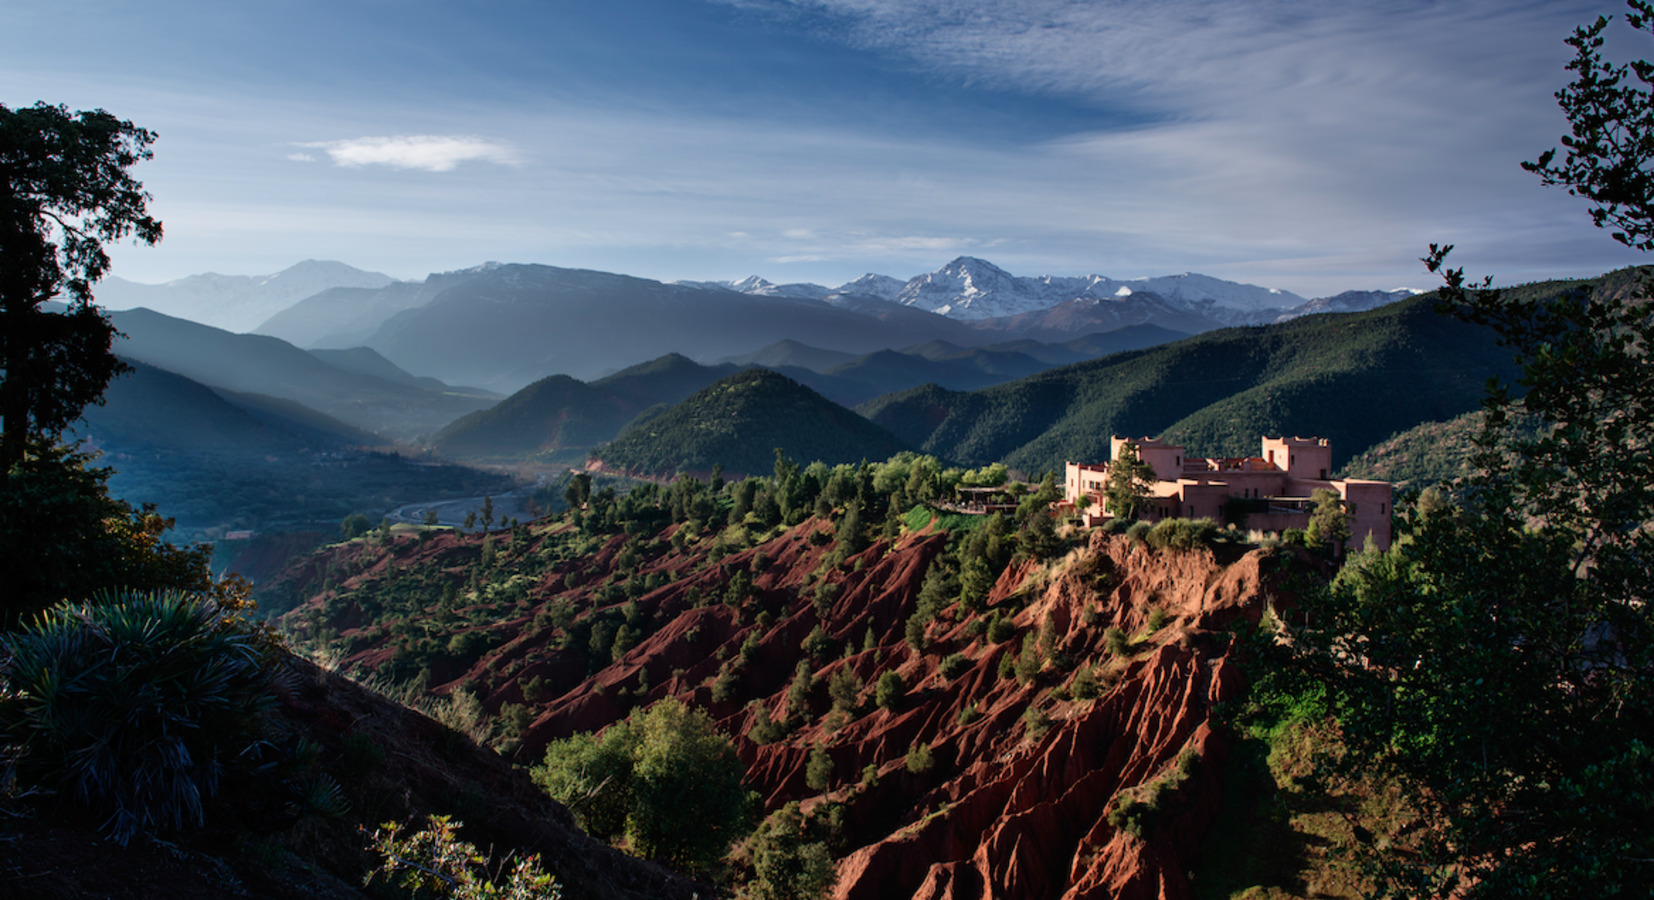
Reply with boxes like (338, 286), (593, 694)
(1064, 435), (1392, 551)
(1263, 436), (1333, 481)
(1111, 436), (1184, 482)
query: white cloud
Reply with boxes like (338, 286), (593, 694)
(296, 135), (519, 172)
(286, 151), (318, 163)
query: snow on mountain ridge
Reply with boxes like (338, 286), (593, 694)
(702, 256), (1411, 326)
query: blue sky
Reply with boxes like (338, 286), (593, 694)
(4, 0), (1647, 297)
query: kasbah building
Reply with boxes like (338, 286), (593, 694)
(1065, 435), (1393, 552)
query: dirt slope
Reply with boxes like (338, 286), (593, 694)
(270, 516), (1308, 898)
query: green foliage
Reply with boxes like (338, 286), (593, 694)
(904, 742), (934, 774)
(341, 512), (373, 540)
(0, 102), (161, 470)
(800, 624), (835, 660)
(1106, 748), (1202, 841)
(594, 369), (912, 479)
(1013, 634), (1041, 686)
(1304, 489), (1349, 553)
(1143, 517), (1219, 551)
(746, 802), (838, 900)
(985, 610), (1018, 644)
(0, 443), (225, 627)
(1103, 441), (1155, 520)
(0, 590), (275, 846)
(827, 666), (861, 713)
(1103, 626), (1131, 657)
(1021, 705), (1053, 742)
(1291, 18), (1654, 885)
(874, 671), (904, 711)
(532, 698), (754, 873)
(747, 704), (788, 745)
(1070, 664), (1101, 701)
(364, 814), (561, 899)
(938, 652), (972, 680)
(1524, 0), (1654, 251)
(784, 660), (815, 722)
(804, 744), (833, 792)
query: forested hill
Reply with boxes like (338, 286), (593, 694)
(593, 368), (913, 478)
(854, 278), (1598, 473)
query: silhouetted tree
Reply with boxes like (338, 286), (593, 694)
(0, 102), (161, 470)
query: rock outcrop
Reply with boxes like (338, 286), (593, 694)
(270, 517), (1308, 899)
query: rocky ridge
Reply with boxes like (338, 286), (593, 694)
(267, 508), (1311, 899)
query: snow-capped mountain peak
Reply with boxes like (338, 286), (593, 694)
(705, 257), (1415, 327)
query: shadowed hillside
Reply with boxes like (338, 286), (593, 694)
(593, 369), (914, 478)
(855, 286), (1572, 473)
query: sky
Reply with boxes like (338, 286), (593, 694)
(3, 0), (1649, 298)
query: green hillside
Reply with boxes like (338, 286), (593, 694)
(856, 281), (1596, 473)
(1339, 410), (1486, 487)
(431, 375), (642, 460)
(593, 368), (913, 477)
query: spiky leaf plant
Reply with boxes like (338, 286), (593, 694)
(0, 590), (275, 845)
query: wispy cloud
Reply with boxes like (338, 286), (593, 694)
(295, 135), (519, 172)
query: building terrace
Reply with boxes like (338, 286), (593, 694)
(1065, 435), (1392, 551)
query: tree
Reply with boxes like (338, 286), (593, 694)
(1298, 5), (1654, 893)
(0, 443), (224, 627)
(1304, 487), (1349, 554)
(1103, 441), (1155, 520)
(747, 802), (837, 900)
(340, 512), (372, 540)
(1, 103), (161, 471)
(532, 698), (755, 874)
(564, 471), (592, 510)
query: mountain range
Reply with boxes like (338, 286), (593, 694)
(106, 308), (497, 441)
(103, 257), (1418, 395)
(684, 256), (1416, 324)
(97, 259), (398, 333)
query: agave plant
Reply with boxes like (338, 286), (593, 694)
(0, 590), (275, 845)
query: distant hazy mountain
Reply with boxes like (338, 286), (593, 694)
(98, 260), (398, 333)
(73, 359), (507, 536)
(107, 308), (497, 441)
(118, 256), (1418, 396)
(256, 281), (437, 348)
(1277, 288), (1421, 320)
(593, 368), (913, 479)
(307, 347), (453, 392)
(717, 340), (860, 371)
(357, 264), (982, 391)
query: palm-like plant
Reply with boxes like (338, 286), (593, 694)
(0, 590), (275, 845)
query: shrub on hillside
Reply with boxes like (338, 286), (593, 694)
(0, 590), (277, 846)
(365, 814), (562, 899)
(939, 652), (972, 680)
(746, 802), (837, 900)
(1144, 517), (1220, 551)
(532, 698), (755, 873)
(1125, 521), (1152, 545)
(874, 671), (905, 711)
(905, 742), (935, 774)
